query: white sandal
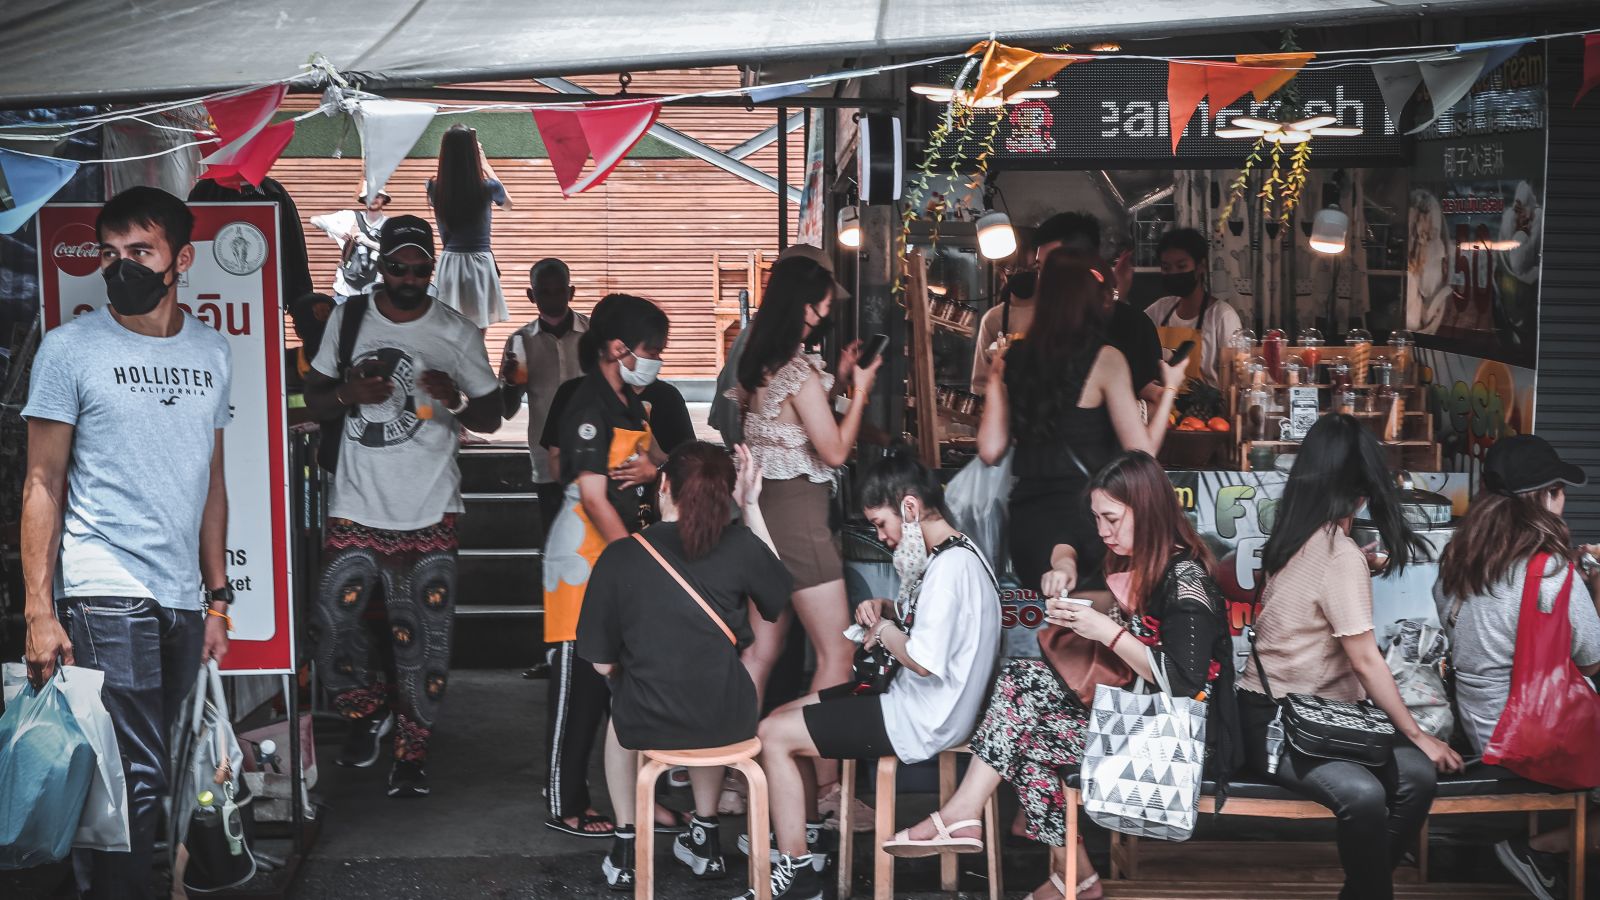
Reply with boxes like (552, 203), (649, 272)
(881, 810), (984, 858)
(1026, 872), (1100, 900)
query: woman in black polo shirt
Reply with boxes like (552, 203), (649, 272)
(542, 293), (669, 840)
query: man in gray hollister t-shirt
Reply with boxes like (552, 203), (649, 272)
(21, 186), (233, 900)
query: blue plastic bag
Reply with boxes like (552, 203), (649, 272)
(0, 671), (96, 869)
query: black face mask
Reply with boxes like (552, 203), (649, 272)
(1161, 271), (1200, 298)
(387, 282), (429, 310)
(102, 258), (172, 317)
(1006, 270), (1038, 300)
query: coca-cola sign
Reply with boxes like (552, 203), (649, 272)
(50, 223), (100, 277)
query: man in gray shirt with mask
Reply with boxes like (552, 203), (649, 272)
(23, 186), (234, 900)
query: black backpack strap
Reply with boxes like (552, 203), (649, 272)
(336, 294), (368, 380)
(1246, 579), (1276, 702)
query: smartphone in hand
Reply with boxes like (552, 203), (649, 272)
(859, 333), (890, 369)
(1169, 340), (1197, 365)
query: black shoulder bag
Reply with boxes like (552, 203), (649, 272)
(315, 295), (369, 473)
(1248, 613), (1397, 767)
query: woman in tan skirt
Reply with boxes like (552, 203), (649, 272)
(731, 247), (879, 829)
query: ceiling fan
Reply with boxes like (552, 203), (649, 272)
(1214, 114), (1363, 143)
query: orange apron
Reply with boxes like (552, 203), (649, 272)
(542, 424), (652, 643)
(1156, 296), (1213, 389)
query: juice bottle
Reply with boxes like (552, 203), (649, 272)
(1298, 328), (1323, 381)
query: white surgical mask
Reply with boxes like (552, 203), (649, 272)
(620, 349), (663, 388)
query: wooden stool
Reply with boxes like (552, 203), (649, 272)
(836, 750), (1003, 900)
(635, 738), (770, 900)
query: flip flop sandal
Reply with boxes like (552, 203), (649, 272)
(544, 812), (616, 839)
(881, 811), (984, 858)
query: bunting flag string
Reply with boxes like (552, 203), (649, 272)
(2, 25), (1599, 213)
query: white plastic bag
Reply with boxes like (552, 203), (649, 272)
(3, 663), (131, 852)
(1385, 619), (1453, 741)
(944, 449), (1012, 570)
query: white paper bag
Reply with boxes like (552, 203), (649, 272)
(4, 663), (131, 852)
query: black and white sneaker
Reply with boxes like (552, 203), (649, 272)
(386, 759), (430, 798)
(602, 827), (636, 891)
(337, 711), (394, 768)
(1494, 837), (1565, 900)
(730, 853), (820, 900)
(674, 815), (727, 879)
(736, 823), (832, 873)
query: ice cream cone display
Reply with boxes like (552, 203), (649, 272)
(1347, 327), (1372, 386)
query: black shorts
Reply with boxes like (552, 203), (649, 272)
(803, 684), (895, 760)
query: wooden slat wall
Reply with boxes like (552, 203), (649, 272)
(273, 68), (807, 379)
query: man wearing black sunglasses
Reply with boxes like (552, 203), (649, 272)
(302, 215), (503, 798)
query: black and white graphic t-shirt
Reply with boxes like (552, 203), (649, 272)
(22, 308), (232, 610)
(311, 297), (498, 531)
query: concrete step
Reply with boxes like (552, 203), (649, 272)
(458, 445), (535, 494)
(457, 494), (541, 550)
(456, 549), (541, 607)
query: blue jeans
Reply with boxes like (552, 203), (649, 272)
(58, 596), (204, 900)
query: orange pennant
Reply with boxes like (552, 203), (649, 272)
(968, 40), (1083, 102)
(1238, 52), (1316, 101)
(1167, 62), (1210, 153)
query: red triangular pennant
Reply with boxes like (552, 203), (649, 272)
(200, 84), (294, 188)
(1167, 62), (1209, 153)
(531, 100), (661, 197)
(1577, 34), (1600, 107)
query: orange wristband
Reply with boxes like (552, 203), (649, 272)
(206, 608), (234, 631)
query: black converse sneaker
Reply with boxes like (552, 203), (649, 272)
(673, 814), (727, 879)
(602, 826), (635, 892)
(337, 711), (394, 768)
(731, 853), (821, 900)
(736, 822), (833, 873)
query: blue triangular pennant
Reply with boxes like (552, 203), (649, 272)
(0, 148), (80, 235)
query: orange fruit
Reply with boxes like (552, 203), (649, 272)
(1208, 416), (1231, 432)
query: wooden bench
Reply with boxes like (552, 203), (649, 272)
(1063, 769), (1589, 898)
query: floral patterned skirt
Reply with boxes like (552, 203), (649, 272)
(969, 658), (1089, 847)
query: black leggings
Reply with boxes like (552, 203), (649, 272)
(1240, 691), (1437, 900)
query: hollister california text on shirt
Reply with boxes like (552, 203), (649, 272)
(22, 308), (233, 610)
(311, 296), (499, 531)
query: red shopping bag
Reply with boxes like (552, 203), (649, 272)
(1483, 553), (1600, 789)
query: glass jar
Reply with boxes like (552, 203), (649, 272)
(1283, 354), (1306, 386)
(1389, 329), (1415, 383)
(1262, 329), (1287, 383)
(1346, 327), (1373, 386)
(1298, 328), (1324, 378)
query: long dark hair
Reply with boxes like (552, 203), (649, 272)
(737, 256), (834, 393)
(1262, 414), (1428, 577)
(1005, 249), (1111, 442)
(1089, 451), (1215, 614)
(578, 293), (670, 374)
(432, 125), (488, 235)
(859, 446), (953, 521)
(661, 442), (736, 560)
(1439, 486), (1571, 600)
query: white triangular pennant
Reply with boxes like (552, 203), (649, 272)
(354, 99), (438, 200)
(1409, 51), (1490, 134)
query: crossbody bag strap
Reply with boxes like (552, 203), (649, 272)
(1247, 579), (1277, 702)
(632, 534), (737, 646)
